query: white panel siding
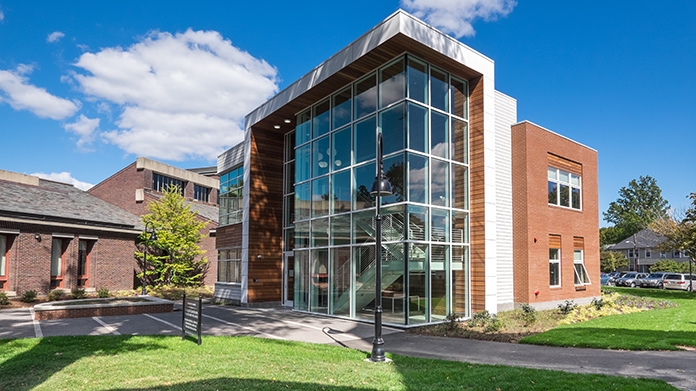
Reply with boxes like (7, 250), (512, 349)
(493, 90), (517, 311)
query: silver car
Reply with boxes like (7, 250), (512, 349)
(663, 273), (695, 291)
(616, 272), (648, 288)
(639, 272), (669, 289)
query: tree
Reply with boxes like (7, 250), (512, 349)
(599, 226), (630, 247)
(603, 176), (669, 238)
(649, 192), (696, 278)
(600, 251), (629, 272)
(136, 185), (209, 287)
(649, 259), (690, 273)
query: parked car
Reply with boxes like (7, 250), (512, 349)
(639, 272), (669, 289)
(663, 273), (696, 291)
(615, 272), (648, 287)
(607, 271), (626, 286)
(600, 272), (610, 286)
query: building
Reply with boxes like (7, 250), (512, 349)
(214, 10), (600, 324)
(610, 229), (688, 273)
(88, 157), (220, 285)
(0, 170), (142, 296)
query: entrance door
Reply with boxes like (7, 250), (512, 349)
(283, 253), (294, 307)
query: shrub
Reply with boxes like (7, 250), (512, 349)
(591, 297), (605, 310)
(21, 290), (38, 303)
(97, 288), (110, 298)
(47, 290), (65, 301)
(71, 287), (87, 299)
(0, 291), (9, 306)
(557, 300), (577, 315)
(149, 284), (214, 300)
(444, 312), (460, 331)
(468, 310), (501, 333)
(520, 303), (537, 326)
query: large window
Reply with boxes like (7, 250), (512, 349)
(548, 167), (581, 210)
(0, 236), (7, 290)
(50, 238), (67, 289)
(193, 184), (210, 202)
(77, 240), (92, 287)
(218, 248), (242, 283)
(152, 173), (184, 194)
(219, 166), (244, 225)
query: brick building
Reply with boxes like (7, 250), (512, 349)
(0, 170), (141, 296)
(88, 157), (220, 285)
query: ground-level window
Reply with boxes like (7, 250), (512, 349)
(218, 248), (242, 283)
(0, 235), (7, 290)
(574, 250), (591, 285)
(549, 235), (561, 287)
(51, 238), (67, 289)
(77, 240), (93, 287)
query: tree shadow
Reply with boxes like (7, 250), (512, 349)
(110, 378), (374, 391)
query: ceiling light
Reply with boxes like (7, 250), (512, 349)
(284, 119), (291, 124)
(274, 125), (281, 129)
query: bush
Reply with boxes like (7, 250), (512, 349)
(444, 312), (460, 331)
(520, 303), (537, 326)
(21, 290), (38, 303)
(557, 300), (578, 315)
(468, 310), (502, 333)
(71, 287), (87, 299)
(97, 288), (110, 298)
(47, 290), (65, 301)
(149, 285), (214, 300)
(0, 291), (9, 305)
(591, 297), (605, 310)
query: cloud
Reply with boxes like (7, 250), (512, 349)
(73, 29), (279, 161)
(0, 66), (79, 119)
(64, 114), (100, 150)
(0, 10), (4, 22)
(47, 31), (65, 43)
(401, 0), (517, 38)
(31, 172), (94, 191)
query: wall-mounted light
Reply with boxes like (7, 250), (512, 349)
(34, 233), (41, 242)
(257, 254), (262, 259)
(273, 125), (281, 129)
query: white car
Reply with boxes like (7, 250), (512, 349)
(662, 273), (695, 291)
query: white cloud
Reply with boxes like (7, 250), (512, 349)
(31, 172), (94, 191)
(401, 0), (517, 38)
(0, 66), (79, 120)
(47, 31), (65, 43)
(0, 9), (4, 22)
(73, 29), (279, 161)
(64, 114), (100, 150)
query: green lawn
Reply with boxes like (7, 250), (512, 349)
(521, 287), (696, 350)
(0, 335), (676, 390)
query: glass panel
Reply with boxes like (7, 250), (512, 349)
(382, 153), (405, 205)
(451, 245), (469, 318)
(381, 205), (405, 242)
(430, 245), (448, 320)
(331, 170), (351, 214)
(294, 250), (309, 311)
(310, 249), (329, 313)
(354, 115), (376, 164)
(381, 102), (405, 156)
(331, 126), (350, 171)
(296, 110), (311, 146)
(284, 161), (295, 194)
(382, 243), (406, 325)
(331, 214), (351, 246)
(312, 218), (329, 247)
(283, 228), (295, 251)
(572, 187), (581, 209)
(431, 208), (449, 242)
(353, 246), (376, 321)
(312, 136), (330, 178)
(408, 153), (428, 204)
(380, 58), (406, 108)
(548, 181), (558, 205)
(549, 248), (560, 260)
(285, 131), (296, 162)
(430, 68), (449, 112)
(354, 73), (377, 120)
(451, 211), (468, 244)
(408, 57), (428, 104)
(295, 144), (311, 183)
(0, 236), (6, 277)
(431, 159), (449, 207)
(450, 76), (467, 118)
(312, 99), (330, 139)
(548, 167), (557, 180)
(295, 221), (310, 249)
(408, 243), (428, 325)
(574, 250), (583, 262)
(311, 177), (330, 217)
(451, 119), (468, 163)
(431, 111), (449, 159)
(353, 162), (376, 210)
(570, 174), (580, 186)
(559, 170), (570, 183)
(332, 87), (351, 130)
(353, 210), (376, 244)
(407, 205), (428, 241)
(330, 247), (351, 315)
(78, 240), (88, 277)
(550, 262), (560, 286)
(560, 184), (570, 207)
(51, 238), (62, 276)
(452, 164), (468, 210)
(295, 182), (310, 221)
(407, 102), (428, 153)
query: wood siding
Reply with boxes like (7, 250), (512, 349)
(468, 76), (486, 313)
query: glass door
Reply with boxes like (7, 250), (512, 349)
(283, 253), (294, 307)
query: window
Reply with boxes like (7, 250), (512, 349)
(0, 235), (7, 290)
(674, 251), (682, 258)
(628, 249), (637, 258)
(50, 238), (67, 289)
(193, 184), (210, 202)
(645, 249), (651, 258)
(219, 166), (244, 225)
(549, 248), (560, 287)
(218, 248), (242, 283)
(152, 173), (183, 194)
(660, 252), (667, 258)
(574, 250), (590, 285)
(77, 240), (92, 287)
(548, 167), (581, 210)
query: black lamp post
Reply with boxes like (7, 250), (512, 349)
(141, 221), (158, 295)
(369, 133), (392, 362)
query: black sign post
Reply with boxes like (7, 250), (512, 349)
(181, 293), (202, 345)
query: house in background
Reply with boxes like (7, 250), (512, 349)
(610, 229), (689, 273)
(212, 10), (601, 323)
(88, 157), (220, 286)
(0, 170), (141, 296)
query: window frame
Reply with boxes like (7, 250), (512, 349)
(573, 249), (591, 285)
(217, 247), (242, 283)
(77, 240), (93, 287)
(549, 248), (561, 288)
(547, 167), (582, 210)
(152, 173), (184, 195)
(0, 235), (8, 290)
(50, 238), (67, 289)
(193, 184), (210, 202)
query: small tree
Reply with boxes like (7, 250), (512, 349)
(604, 176), (669, 238)
(136, 185), (209, 287)
(600, 250), (629, 272)
(649, 259), (690, 273)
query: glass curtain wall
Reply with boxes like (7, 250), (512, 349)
(285, 54), (470, 325)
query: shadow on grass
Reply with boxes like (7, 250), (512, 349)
(604, 287), (696, 302)
(109, 378), (371, 391)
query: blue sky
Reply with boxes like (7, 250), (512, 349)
(0, 1), (694, 224)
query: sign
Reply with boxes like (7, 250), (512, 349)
(181, 293), (202, 345)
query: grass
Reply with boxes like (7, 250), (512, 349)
(521, 287), (696, 350)
(0, 335), (677, 391)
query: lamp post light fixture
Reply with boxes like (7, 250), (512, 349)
(141, 221), (158, 296)
(369, 133), (392, 363)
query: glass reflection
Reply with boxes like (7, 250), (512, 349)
(380, 58), (405, 108)
(312, 177), (329, 217)
(294, 250), (309, 311)
(332, 87), (351, 130)
(313, 99), (330, 138)
(330, 247), (351, 315)
(331, 170), (351, 214)
(431, 244), (448, 320)
(450, 77), (467, 119)
(408, 243), (428, 325)
(452, 245), (469, 318)
(354, 73), (377, 120)
(408, 153), (428, 204)
(431, 208), (449, 242)
(431, 111), (449, 159)
(354, 116), (376, 164)
(407, 57), (428, 104)
(431, 68), (449, 112)
(310, 249), (329, 313)
(381, 103), (405, 155)
(295, 144), (311, 183)
(382, 153), (405, 205)
(407, 103), (428, 153)
(451, 119), (468, 163)
(331, 214), (351, 245)
(295, 182), (310, 221)
(332, 127), (350, 171)
(353, 162), (376, 210)
(452, 164), (468, 210)
(296, 110), (311, 146)
(431, 159), (449, 207)
(312, 136), (330, 178)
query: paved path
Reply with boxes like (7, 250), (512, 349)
(1, 304), (695, 390)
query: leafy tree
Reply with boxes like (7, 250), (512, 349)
(649, 192), (696, 276)
(599, 226), (630, 247)
(603, 176), (669, 238)
(649, 259), (690, 273)
(600, 251), (629, 272)
(136, 185), (209, 287)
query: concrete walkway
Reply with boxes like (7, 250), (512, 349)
(1, 304), (694, 390)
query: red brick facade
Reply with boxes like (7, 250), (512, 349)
(512, 121), (600, 308)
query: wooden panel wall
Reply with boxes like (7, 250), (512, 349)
(468, 76), (486, 313)
(216, 224), (242, 249)
(548, 153), (582, 175)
